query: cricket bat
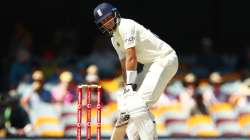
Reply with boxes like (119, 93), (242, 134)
(110, 124), (128, 140)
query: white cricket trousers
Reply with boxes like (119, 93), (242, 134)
(126, 50), (178, 140)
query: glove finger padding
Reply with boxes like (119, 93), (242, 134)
(115, 112), (130, 128)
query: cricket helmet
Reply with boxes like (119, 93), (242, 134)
(93, 3), (120, 35)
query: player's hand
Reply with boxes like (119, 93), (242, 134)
(115, 112), (130, 128)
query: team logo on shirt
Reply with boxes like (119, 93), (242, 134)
(125, 36), (135, 45)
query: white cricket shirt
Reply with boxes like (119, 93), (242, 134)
(111, 18), (174, 64)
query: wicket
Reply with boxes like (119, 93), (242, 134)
(77, 84), (102, 140)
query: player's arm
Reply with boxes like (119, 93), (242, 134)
(125, 47), (137, 71)
(125, 47), (137, 85)
(120, 47), (137, 84)
(120, 58), (126, 84)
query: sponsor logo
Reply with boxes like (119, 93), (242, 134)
(125, 36), (135, 43)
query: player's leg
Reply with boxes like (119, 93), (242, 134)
(111, 52), (177, 140)
(113, 87), (150, 140)
(135, 63), (150, 90)
(137, 51), (178, 106)
(126, 111), (156, 140)
(124, 64), (156, 140)
(126, 120), (140, 140)
(128, 51), (177, 140)
(129, 112), (157, 140)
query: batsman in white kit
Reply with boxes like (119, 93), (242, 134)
(93, 3), (179, 140)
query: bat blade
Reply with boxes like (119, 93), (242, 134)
(110, 124), (127, 140)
